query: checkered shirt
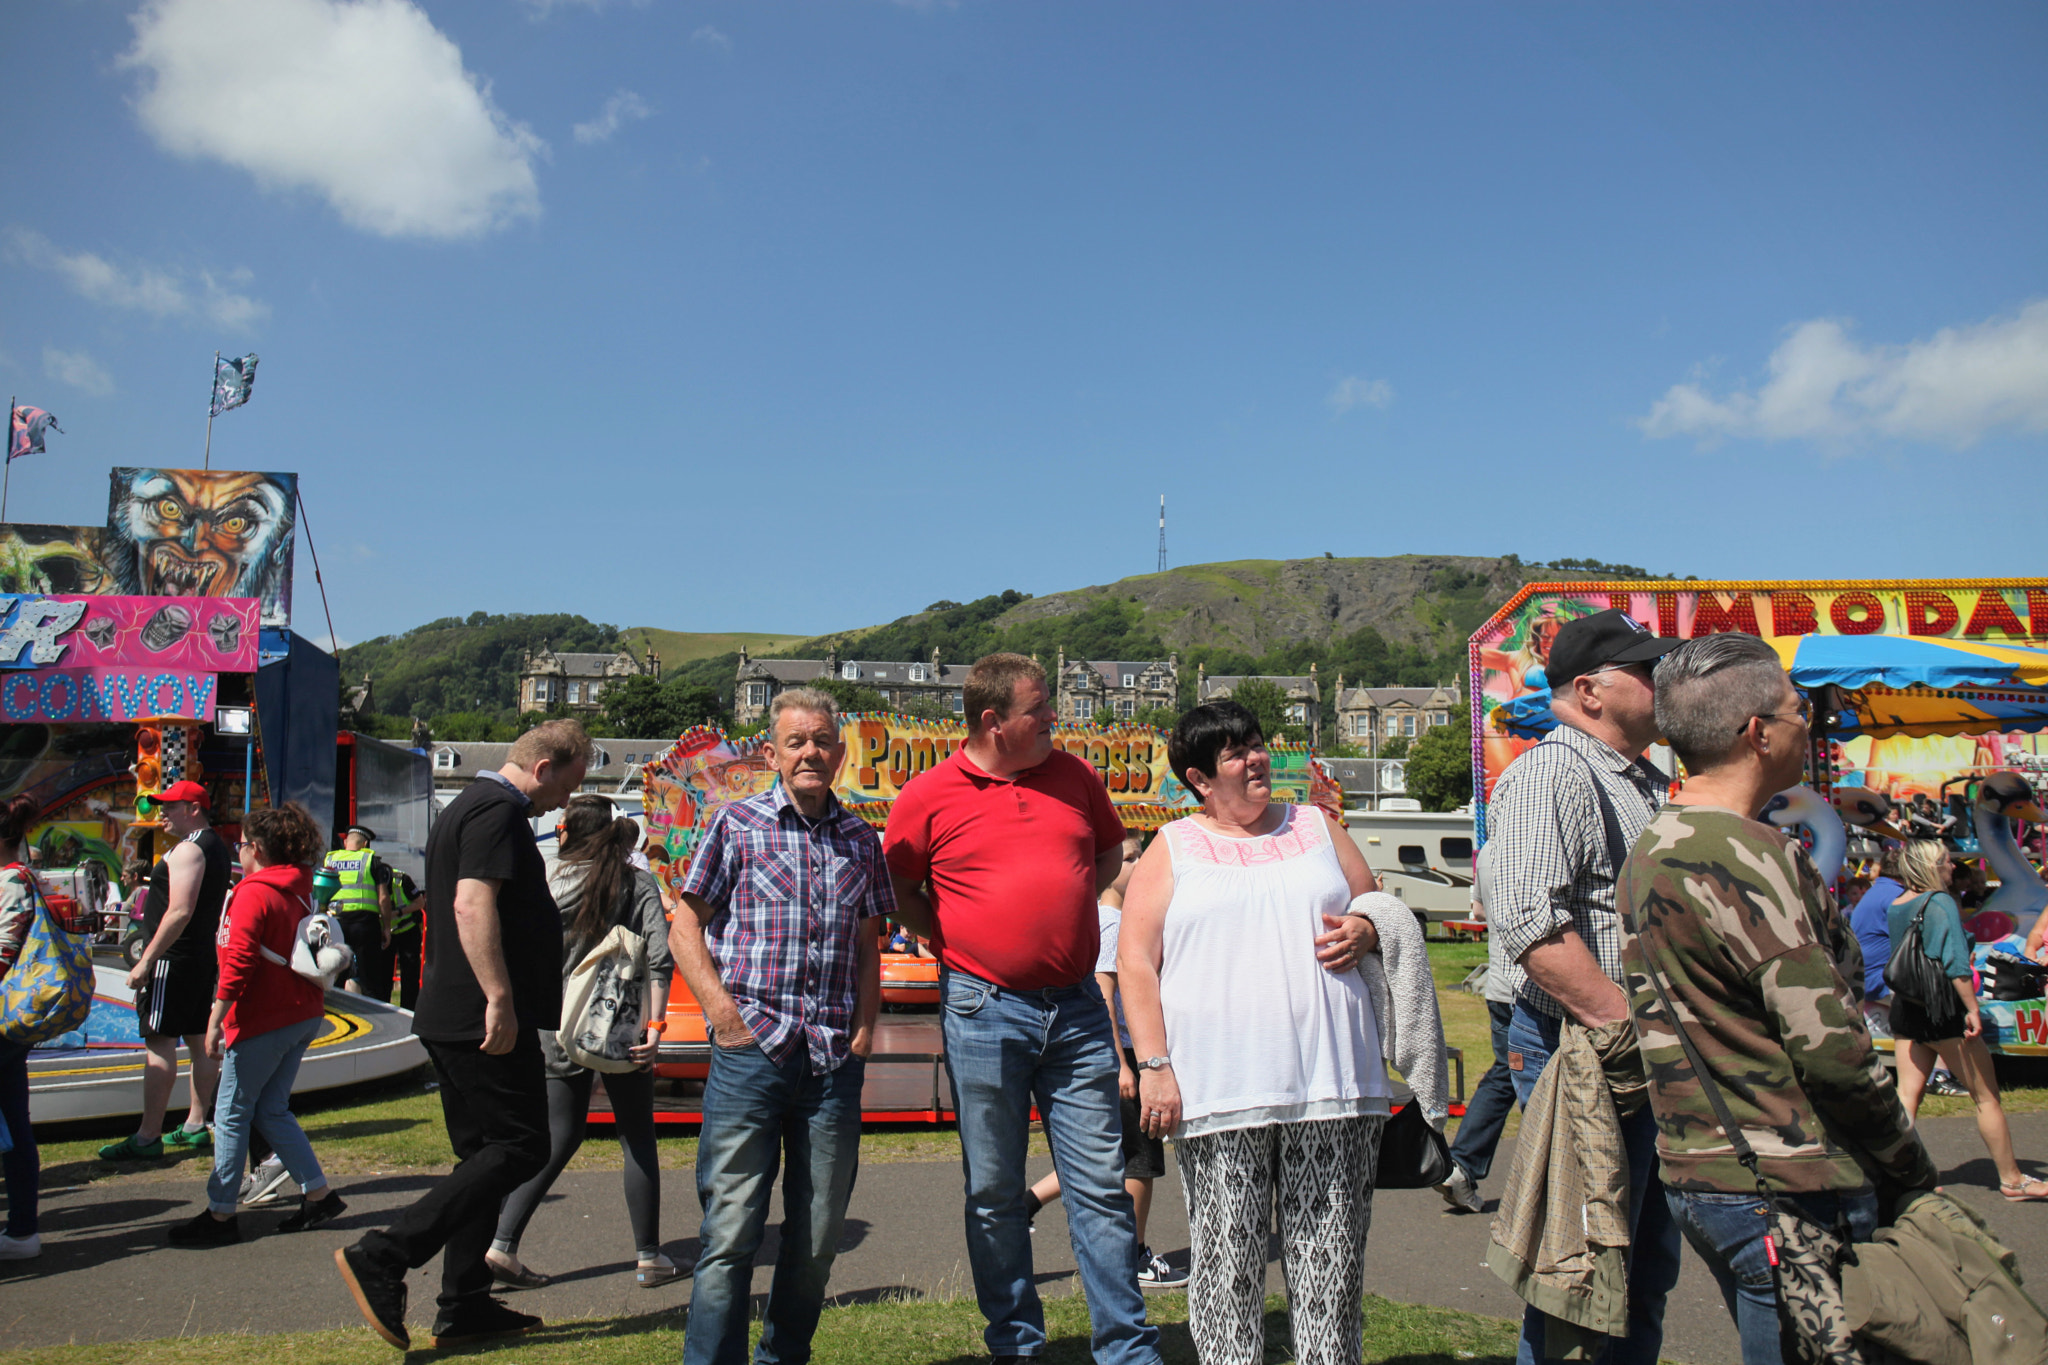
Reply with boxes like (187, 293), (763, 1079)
(681, 782), (895, 1070)
(1486, 723), (1668, 1020)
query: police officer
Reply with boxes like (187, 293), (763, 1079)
(324, 825), (393, 996)
(383, 869), (423, 1010)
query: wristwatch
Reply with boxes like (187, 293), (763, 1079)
(1138, 1055), (1172, 1071)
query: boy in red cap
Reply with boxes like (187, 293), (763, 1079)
(100, 781), (235, 1160)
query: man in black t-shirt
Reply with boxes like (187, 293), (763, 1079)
(99, 780), (233, 1162)
(337, 720), (590, 1352)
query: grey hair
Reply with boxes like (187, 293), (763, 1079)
(767, 687), (839, 738)
(1652, 633), (1790, 772)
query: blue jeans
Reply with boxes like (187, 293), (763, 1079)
(1668, 1188), (1877, 1365)
(1448, 999), (1515, 1183)
(1507, 1002), (1681, 1365)
(207, 1015), (325, 1215)
(942, 967), (1160, 1365)
(685, 1041), (866, 1365)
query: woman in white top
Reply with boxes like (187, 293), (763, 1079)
(1119, 701), (1390, 1365)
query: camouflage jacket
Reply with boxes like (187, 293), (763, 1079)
(1617, 805), (1937, 1196)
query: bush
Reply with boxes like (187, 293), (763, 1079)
(1405, 722), (1473, 812)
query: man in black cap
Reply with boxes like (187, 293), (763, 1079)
(1487, 608), (1686, 1365)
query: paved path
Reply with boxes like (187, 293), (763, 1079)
(7, 1113), (2048, 1362)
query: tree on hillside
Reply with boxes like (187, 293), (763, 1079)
(1404, 722), (1472, 812)
(1378, 735), (1411, 760)
(597, 676), (727, 738)
(1132, 705), (1182, 734)
(1228, 679), (1292, 742)
(810, 677), (885, 716)
(431, 712), (515, 742)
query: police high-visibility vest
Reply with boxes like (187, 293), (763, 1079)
(323, 849), (382, 916)
(390, 877), (420, 935)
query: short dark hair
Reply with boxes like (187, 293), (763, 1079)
(964, 653), (1046, 734)
(242, 803), (326, 869)
(1169, 701), (1264, 790)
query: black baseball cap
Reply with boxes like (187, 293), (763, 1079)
(1546, 609), (1684, 690)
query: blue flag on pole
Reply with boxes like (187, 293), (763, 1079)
(210, 353), (259, 418)
(8, 406), (61, 463)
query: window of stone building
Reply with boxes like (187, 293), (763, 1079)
(951, 693), (964, 712)
(1402, 715), (1417, 737)
(1386, 715), (1401, 737)
(534, 679), (552, 705)
(1352, 715), (1369, 737)
(747, 682), (769, 707)
(588, 682), (602, 701)
(1074, 697), (1095, 720)
(842, 662), (860, 680)
(1429, 711), (1446, 725)
(568, 682), (582, 705)
(1117, 698), (1135, 718)
(910, 663), (929, 682)
(1123, 673), (1134, 687)
(1288, 704), (1306, 723)
(434, 749), (457, 771)
(878, 690), (891, 704)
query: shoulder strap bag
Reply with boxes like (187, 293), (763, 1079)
(1638, 931), (1867, 1365)
(0, 864), (96, 1047)
(1882, 895), (1966, 1033)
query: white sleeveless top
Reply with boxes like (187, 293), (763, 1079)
(1159, 805), (1391, 1137)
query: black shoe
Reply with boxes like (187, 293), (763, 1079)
(430, 1299), (542, 1349)
(335, 1243), (411, 1350)
(278, 1191), (348, 1233)
(168, 1210), (240, 1246)
(1926, 1072), (1971, 1098)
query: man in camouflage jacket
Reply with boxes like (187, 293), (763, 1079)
(1618, 633), (1936, 1365)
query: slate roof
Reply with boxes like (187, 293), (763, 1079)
(1335, 684), (1461, 710)
(738, 658), (963, 686)
(1199, 673), (1321, 700)
(1073, 660), (1176, 689)
(430, 738), (676, 786)
(525, 649), (642, 677)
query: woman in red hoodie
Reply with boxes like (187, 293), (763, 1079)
(171, 803), (346, 1246)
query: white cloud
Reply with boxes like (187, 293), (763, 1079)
(43, 347), (114, 396)
(6, 229), (269, 329)
(573, 90), (653, 145)
(1639, 300), (2048, 449)
(1328, 375), (1394, 413)
(120, 0), (544, 241)
(691, 24), (733, 54)
(518, 0), (643, 15)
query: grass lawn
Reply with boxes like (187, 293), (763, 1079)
(0, 1292), (1520, 1365)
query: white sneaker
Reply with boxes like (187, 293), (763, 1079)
(0, 1232), (41, 1260)
(241, 1156), (295, 1207)
(1435, 1166), (1483, 1214)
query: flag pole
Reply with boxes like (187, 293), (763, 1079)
(203, 352), (219, 470)
(3, 396), (14, 522)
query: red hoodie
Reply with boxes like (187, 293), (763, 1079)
(212, 863), (325, 1048)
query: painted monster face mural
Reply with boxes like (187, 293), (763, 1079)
(107, 469), (297, 626)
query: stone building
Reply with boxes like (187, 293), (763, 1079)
(1332, 681), (1462, 755)
(517, 641), (660, 715)
(431, 737), (673, 793)
(1196, 664), (1322, 746)
(733, 646), (967, 726)
(1053, 652), (1179, 724)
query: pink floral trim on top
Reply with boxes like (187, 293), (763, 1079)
(1166, 805), (1326, 868)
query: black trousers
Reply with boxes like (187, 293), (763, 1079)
(338, 913), (388, 997)
(386, 928), (422, 1011)
(357, 1031), (551, 1314)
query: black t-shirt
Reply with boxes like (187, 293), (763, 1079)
(410, 775), (563, 1042)
(145, 827), (233, 966)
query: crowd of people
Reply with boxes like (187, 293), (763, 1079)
(2, 623), (2043, 1363)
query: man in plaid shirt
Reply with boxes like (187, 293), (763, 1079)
(1487, 608), (1683, 1365)
(673, 687), (889, 1365)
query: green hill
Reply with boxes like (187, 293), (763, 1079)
(625, 628), (807, 671)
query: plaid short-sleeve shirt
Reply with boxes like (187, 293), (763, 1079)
(681, 782), (895, 1070)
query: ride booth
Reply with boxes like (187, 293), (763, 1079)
(4, 468), (427, 1123)
(607, 714), (1348, 1126)
(1472, 577), (2048, 1058)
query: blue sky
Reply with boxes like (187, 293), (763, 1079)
(5, 1), (2045, 647)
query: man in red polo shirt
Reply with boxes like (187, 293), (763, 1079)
(886, 653), (1160, 1365)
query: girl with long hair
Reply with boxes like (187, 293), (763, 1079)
(488, 794), (677, 1287)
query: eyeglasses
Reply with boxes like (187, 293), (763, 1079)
(1739, 699), (1812, 734)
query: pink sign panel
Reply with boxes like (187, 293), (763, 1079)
(0, 593), (259, 673)
(0, 669), (220, 724)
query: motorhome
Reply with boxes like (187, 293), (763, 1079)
(1345, 807), (1476, 924)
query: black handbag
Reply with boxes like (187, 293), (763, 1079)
(1373, 1097), (1453, 1189)
(1882, 894), (1966, 1032)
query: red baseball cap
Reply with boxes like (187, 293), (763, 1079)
(157, 780), (210, 806)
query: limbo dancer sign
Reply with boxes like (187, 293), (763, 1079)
(0, 593), (260, 672)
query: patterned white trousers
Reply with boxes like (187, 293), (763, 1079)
(1176, 1114), (1388, 1365)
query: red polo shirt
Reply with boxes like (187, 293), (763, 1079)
(883, 746), (1127, 990)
